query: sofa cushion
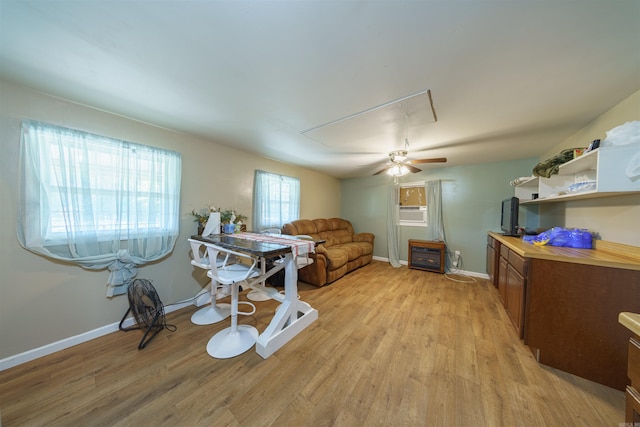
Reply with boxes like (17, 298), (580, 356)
(323, 246), (349, 270)
(351, 241), (373, 256)
(335, 242), (363, 262)
(283, 219), (318, 236)
(321, 232), (352, 247)
(314, 218), (354, 247)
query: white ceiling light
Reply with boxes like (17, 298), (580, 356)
(386, 163), (410, 177)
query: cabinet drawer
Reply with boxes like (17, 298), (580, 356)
(500, 245), (509, 259)
(629, 337), (640, 388)
(508, 251), (527, 276)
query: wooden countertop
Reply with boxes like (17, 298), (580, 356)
(488, 231), (640, 271)
(619, 312), (640, 336)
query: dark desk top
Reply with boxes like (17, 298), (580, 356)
(192, 234), (293, 258)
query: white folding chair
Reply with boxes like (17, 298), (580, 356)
(205, 243), (260, 358)
(188, 239), (232, 325)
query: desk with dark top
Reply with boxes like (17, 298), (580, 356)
(192, 233), (319, 358)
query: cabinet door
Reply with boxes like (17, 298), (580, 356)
(486, 244), (497, 287)
(507, 264), (525, 338)
(498, 256), (508, 305)
(525, 258), (640, 391)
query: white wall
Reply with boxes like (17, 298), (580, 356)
(0, 80), (340, 362)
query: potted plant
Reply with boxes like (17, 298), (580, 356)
(190, 206), (219, 234)
(220, 209), (247, 233)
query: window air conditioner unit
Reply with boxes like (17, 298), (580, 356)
(399, 206), (426, 222)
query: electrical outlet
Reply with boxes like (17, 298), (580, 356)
(455, 250), (460, 256)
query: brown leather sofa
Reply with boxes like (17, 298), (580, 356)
(281, 218), (375, 287)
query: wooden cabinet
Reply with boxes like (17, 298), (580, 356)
(486, 235), (499, 287)
(497, 244), (527, 338)
(514, 144), (640, 204)
(524, 258), (640, 391)
(489, 232), (640, 392)
(506, 261), (526, 334)
(408, 240), (445, 273)
(627, 337), (640, 424)
(498, 256), (508, 305)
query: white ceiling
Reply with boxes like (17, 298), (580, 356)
(1, 0), (639, 178)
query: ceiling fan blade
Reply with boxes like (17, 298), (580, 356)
(373, 165), (392, 175)
(405, 163), (422, 173)
(409, 157), (447, 164)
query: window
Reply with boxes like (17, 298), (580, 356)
(399, 182), (427, 227)
(18, 120), (181, 296)
(252, 170), (300, 231)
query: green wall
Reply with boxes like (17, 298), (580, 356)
(340, 157), (538, 274)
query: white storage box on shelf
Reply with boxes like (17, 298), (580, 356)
(516, 144), (640, 204)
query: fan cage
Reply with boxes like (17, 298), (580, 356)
(119, 278), (174, 349)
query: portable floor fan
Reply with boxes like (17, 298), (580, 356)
(118, 278), (175, 349)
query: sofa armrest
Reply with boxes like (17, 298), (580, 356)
(298, 250), (327, 287)
(353, 233), (375, 244)
(315, 245), (329, 255)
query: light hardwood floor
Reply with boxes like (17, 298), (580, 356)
(0, 261), (625, 426)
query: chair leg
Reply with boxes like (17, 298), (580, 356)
(206, 281), (258, 359)
(191, 280), (231, 325)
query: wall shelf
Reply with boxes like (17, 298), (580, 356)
(515, 145), (640, 204)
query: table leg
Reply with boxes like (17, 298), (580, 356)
(247, 256), (271, 301)
(255, 253), (318, 358)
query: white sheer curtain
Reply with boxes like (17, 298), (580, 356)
(17, 120), (181, 297)
(252, 170), (300, 231)
(386, 179), (402, 267)
(425, 180), (445, 241)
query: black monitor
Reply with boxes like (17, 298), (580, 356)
(500, 197), (519, 236)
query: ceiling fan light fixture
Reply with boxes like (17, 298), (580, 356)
(394, 153), (408, 162)
(387, 163), (410, 177)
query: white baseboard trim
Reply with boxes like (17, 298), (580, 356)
(0, 300), (192, 372)
(448, 269), (489, 280)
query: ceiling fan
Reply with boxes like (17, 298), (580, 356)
(373, 139), (447, 176)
